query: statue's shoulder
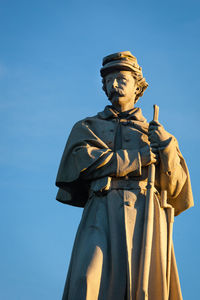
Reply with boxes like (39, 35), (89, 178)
(74, 109), (106, 125)
(70, 113), (102, 133)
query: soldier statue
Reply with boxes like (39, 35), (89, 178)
(56, 51), (193, 300)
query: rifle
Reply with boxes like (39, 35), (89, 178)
(136, 105), (174, 299)
(136, 104), (159, 300)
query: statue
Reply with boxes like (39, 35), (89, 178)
(55, 51), (194, 300)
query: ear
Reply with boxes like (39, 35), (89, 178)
(135, 86), (142, 95)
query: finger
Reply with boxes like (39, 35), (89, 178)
(151, 154), (159, 164)
(148, 135), (157, 143)
(149, 123), (158, 129)
(150, 151), (156, 158)
(148, 125), (158, 132)
(149, 120), (161, 126)
(151, 147), (159, 153)
(150, 143), (159, 147)
(151, 157), (157, 164)
(149, 122), (159, 128)
(148, 132), (156, 138)
(148, 137), (154, 143)
(148, 132), (159, 140)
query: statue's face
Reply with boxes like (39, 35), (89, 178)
(105, 70), (137, 103)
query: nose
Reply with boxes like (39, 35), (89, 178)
(112, 78), (118, 88)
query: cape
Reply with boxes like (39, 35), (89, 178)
(56, 105), (194, 216)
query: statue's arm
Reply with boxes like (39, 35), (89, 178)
(57, 119), (157, 184)
(80, 144), (158, 180)
(158, 137), (187, 199)
(149, 121), (188, 198)
(75, 118), (160, 180)
(80, 148), (142, 180)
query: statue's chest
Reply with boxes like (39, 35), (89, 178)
(95, 119), (149, 150)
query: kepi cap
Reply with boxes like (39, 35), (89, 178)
(100, 51), (142, 77)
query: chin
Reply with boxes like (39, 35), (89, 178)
(111, 96), (127, 104)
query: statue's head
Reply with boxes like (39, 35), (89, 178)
(100, 51), (148, 104)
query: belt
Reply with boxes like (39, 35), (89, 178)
(110, 178), (148, 190)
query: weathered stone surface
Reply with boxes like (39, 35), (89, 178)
(56, 51), (193, 300)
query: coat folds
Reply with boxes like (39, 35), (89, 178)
(56, 106), (193, 300)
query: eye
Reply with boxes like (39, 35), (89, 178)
(119, 77), (126, 82)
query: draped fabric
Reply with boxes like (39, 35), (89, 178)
(56, 106), (193, 300)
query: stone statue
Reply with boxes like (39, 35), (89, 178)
(55, 51), (194, 300)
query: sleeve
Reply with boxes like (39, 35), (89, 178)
(156, 136), (194, 215)
(56, 119), (142, 187)
(56, 118), (142, 207)
(79, 148), (141, 180)
(158, 137), (187, 198)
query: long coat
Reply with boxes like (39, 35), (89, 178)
(56, 106), (193, 300)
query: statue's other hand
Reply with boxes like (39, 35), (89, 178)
(148, 121), (172, 146)
(140, 145), (159, 167)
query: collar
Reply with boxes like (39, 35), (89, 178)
(98, 105), (147, 122)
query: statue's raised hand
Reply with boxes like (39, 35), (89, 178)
(148, 121), (172, 148)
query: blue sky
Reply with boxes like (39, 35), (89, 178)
(0, 0), (199, 299)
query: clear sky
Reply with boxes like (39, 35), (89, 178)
(0, 0), (199, 299)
